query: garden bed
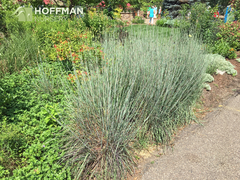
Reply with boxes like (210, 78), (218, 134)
(201, 57), (240, 109)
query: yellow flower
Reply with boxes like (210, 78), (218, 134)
(189, 34), (192, 37)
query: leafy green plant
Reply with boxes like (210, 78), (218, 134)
(217, 21), (240, 50)
(42, 29), (103, 72)
(82, 11), (111, 37)
(156, 18), (167, 27)
(179, 2), (221, 45)
(0, 65), (72, 179)
(132, 16), (145, 24)
(31, 16), (87, 46)
(211, 38), (237, 59)
(0, 119), (28, 176)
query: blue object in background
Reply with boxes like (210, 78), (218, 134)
(224, 5), (231, 23)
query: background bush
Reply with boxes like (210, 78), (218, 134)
(179, 3), (221, 45)
(132, 16), (145, 24)
(217, 21), (240, 50)
(211, 39), (237, 59)
(156, 18), (167, 27)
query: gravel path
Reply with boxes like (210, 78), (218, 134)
(142, 93), (240, 180)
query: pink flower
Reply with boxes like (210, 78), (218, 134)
(101, 1), (105, 3)
(43, 0), (50, 5)
(127, 3), (131, 7)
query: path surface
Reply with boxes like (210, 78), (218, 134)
(142, 93), (240, 180)
(144, 17), (158, 25)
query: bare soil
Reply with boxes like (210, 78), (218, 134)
(127, 52), (240, 180)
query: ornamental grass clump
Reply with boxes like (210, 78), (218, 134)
(104, 26), (208, 144)
(36, 26), (208, 179)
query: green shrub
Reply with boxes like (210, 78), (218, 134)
(179, 3), (221, 45)
(82, 11), (111, 37)
(0, 0), (21, 33)
(132, 16), (145, 24)
(211, 38), (237, 59)
(156, 18), (167, 27)
(217, 21), (240, 50)
(42, 29), (103, 71)
(31, 15), (87, 45)
(37, 27), (207, 179)
(156, 18), (181, 28)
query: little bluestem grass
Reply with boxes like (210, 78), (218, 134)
(36, 26), (208, 179)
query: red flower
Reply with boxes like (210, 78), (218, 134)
(43, 0), (50, 5)
(54, 44), (57, 48)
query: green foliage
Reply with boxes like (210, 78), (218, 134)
(203, 83), (211, 91)
(0, 119), (28, 176)
(203, 73), (214, 82)
(217, 21), (240, 50)
(180, 2), (221, 45)
(0, 0), (20, 32)
(162, 10), (170, 19)
(206, 61), (218, 75)
(31, 16), (87, 46)
(156, 18), (167, 27)
(82, 11), (111, 37)
(0, 33), (39, 78)
(0, 64), (71, 179)
(211, 39), (237, 59)
(231, 0), (240, 21)
(205, 54), (237, 76)
(113, 7), (123, 19)
(42, 29), (103, 71)
(132, 16), (145, 24)
(156, 18), (185, 28)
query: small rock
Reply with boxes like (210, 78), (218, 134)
(216, 69), (226, 75)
